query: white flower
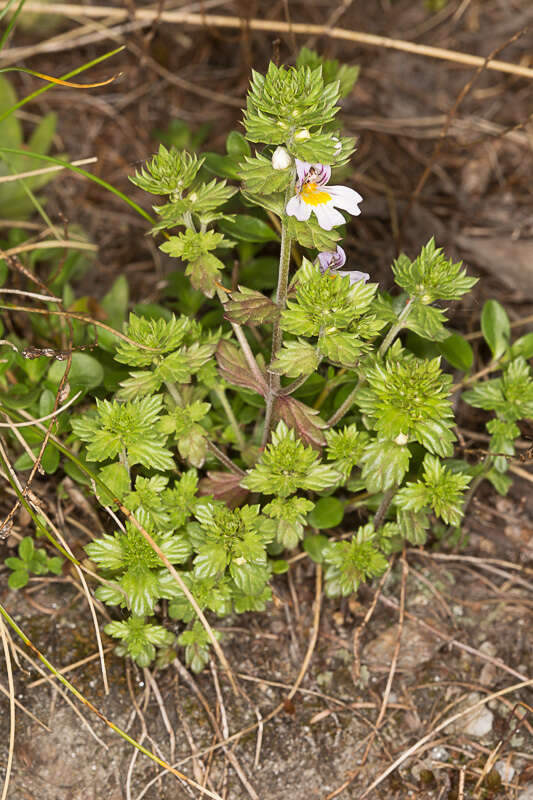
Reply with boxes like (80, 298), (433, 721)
(317, 245), (370, 285)
(272, 146), (291, 170)
(286, 159), (363, 231)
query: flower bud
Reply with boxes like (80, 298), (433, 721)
(394, 433), (409, 446)
(294, 128), (311, 141)
(271, 146), (291, 170)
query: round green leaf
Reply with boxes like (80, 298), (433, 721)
(8, 570), (29, 590)
(481, 300), (510, 359)
(271, 559), (289, 574)
(226, 131), (250, 159)
(303, 533), (329, 563)
(219, 215), (279, 244)
(41, 443), (60, 475)
(48, 352), (104, 390)
(438, 333), (473, 371)
(18, 536), (34, 562)
(307, 497), (344, 530)
(203, 152), (240, 180)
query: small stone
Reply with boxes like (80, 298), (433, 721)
(362, 619), (443, 672)
(494, 760), (515, 783)
(430, 746), (449, 762)
(447, 693), (493, 738)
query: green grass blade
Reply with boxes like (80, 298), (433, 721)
(0, 147), (154, 223)
(0, 45), (124, 124)
(0, 0), (26, 53)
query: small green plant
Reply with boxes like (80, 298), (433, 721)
(4, 49), (532, 674)
(0, 74), (60, 219)
(5, 536), (63, 589)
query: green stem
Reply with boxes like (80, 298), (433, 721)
(326, 373), (364, 428)
(262, 188), (293, 447)
(279, 372), (311, 396)
(207, 441), (245, 476)
(378, 297), (413, 358)
(212, 386), (245, 450)
(327, 299), (415, 429)
(373, 487), (397, 529)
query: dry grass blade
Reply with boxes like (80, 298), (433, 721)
(11, 4), (533, 79)
(141, 563), (323, 793)
(0, 156), (97, 183)
(359, 678), (533, 799)
(0, 681), (50, 729)
(2, 239), (98, 256)
(0, 618), (15, 800)
(27, 647), (114, 688)
(0, 391), (81, 428)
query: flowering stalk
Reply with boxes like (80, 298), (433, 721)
(262, 181), (294, 447)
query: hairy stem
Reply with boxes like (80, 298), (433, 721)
(378, 297), (413, 357)
(279, 372), (311, 396)
(262, 192), (293, 447)
(327, 373), (364, 428)
(373, 487), (397, 529)
(206, 441), (245, 476)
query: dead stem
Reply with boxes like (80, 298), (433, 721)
(12, 5), (533, 79)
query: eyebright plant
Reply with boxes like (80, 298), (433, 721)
(64, 53), (533, 670)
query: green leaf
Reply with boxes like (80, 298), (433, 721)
(405, 302), (449, 342)
(226, 130), (251, 158)
(95, 463), (131, 507)
(303, 533), (329, 563)
(242, 421), (337, 497)
(360, 438), (410, 492)
(510, 332), (533, 360)
(8, 570), (29, 590)
(47, 556), (63, 575)
(224, 286), (279, 325)
(481, 299), (510, 359)
(392, 238), (477, 303)
(203, 151), (241, 180)
(239, 154), (291, 194)
(438, 333), (473, 371)
(218, 215), (279, 243)
(307, 497), (344, 530)
(271, 339), (319, 377)
(18, 536), (34, 562)
(48, 352), (104, 390)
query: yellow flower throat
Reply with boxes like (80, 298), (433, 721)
(300, 181), (331, 206)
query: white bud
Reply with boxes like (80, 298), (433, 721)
(395, 433), (409, 446)
(294, 128), (310, 141)
(271, 146), (291, 170)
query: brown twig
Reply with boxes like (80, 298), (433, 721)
(13, 5), (533, 79)
(352, 562), (393, 684)
(358, 678), (533, 799)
